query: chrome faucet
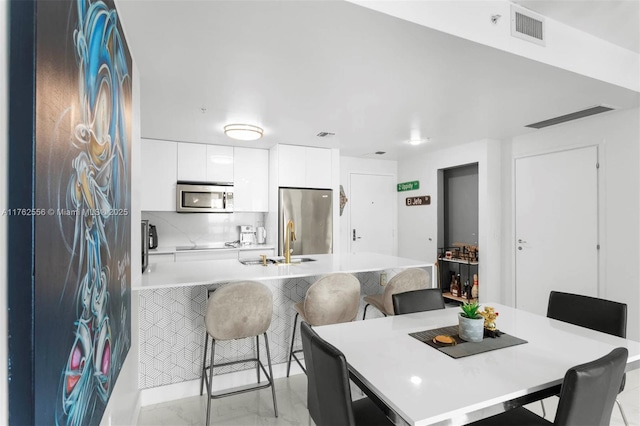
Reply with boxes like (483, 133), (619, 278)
(285, 220), (296, 264)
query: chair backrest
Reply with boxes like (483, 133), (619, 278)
(547, 291), (627, 338)
(554, 347), (628, 426)
(392, 288), (445, 315)
(205, 281), (273, 340)
(304, 273), (361, 326)
(300, 321), (355, 426)
(382, 268), (430, 315)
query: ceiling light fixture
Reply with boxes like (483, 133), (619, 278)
(224, 124), (264, 141)
(408, 137), (431, 146)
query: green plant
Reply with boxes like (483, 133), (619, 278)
(460, 301), (481, 319)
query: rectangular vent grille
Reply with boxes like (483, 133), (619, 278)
(511, 5), (545, 46)
(525, 106), (614, 129)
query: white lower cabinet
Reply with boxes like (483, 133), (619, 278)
(174, 250), (238, 262)
(148, 253), (176, 263)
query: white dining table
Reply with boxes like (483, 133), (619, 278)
(314, 303), (640, 426)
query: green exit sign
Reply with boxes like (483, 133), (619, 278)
(397, 181), (419, 192)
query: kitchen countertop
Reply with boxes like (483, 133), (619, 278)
(136, 252), (433, 291)
(149, 243), (275, 255)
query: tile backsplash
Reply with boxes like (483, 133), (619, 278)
(142, 211), (266, 248)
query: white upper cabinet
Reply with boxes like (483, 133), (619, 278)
(177, 143), (233, 183)
(206, 145), (234, 183)
(234, 147), (269, 212)
(305, 147), (332, 188)
(278, 145), (331, 188)
(141, 139), (177, 211)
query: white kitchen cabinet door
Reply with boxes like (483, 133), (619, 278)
(177, 143), (206, 182)
(234, 147), (268, 212)
(206, 145), (234, 183)
(278, 145), (331, 188)
(278, 144), (307, 187)
(305, 146), (332, 189)
(174, 250), (238, 262)
(148, 253), (176, 263)
(141, 139), (177, 211)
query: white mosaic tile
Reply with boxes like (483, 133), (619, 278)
(138, 267), (433, 389)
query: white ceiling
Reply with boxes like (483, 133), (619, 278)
(515, 0), (639, 53)
(118, 0), (640, 160)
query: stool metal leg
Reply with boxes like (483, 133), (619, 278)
(362, 303), (370, 320)
(256, 335), (261, 384)
(206, 338), (216, 426)
(263, 332), (278, 417)
(286, 312), (299, 377)
(200, 332), (209, 396)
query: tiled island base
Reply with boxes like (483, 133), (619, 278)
(137, 269), (426, 390)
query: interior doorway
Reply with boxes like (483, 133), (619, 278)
(514, 146), (599, 315)
(349, 173), (396, 255)
(437, 163), (479, 296)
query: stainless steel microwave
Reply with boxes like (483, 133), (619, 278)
(176, 182), (234, 213)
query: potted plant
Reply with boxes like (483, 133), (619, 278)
(458, 301), (484, 342)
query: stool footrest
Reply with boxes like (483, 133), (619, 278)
(203, 357), (275, 400)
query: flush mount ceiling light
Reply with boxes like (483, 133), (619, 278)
(224, 124), (264, 141)
(407, 137), (430, 146)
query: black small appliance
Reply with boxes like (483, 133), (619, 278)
(149, 224), (158, 249)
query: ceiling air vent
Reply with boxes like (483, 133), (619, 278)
(511, 4), (545, 46)
(525, 106), (614, 129)
(316, 132), (335, 138)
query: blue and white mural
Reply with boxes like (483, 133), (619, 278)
(34, 0), (132, 424)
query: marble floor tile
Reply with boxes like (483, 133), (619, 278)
(139, 369), (640, 426)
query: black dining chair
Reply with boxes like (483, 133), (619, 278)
(392, 288), (445, 315)
(300, 321), (393, 426)
(545, 291), (628, 425)
(468, 347), (628, 426)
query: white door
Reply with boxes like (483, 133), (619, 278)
(515, 146), (599, 315)
(350, 173), (396, 255)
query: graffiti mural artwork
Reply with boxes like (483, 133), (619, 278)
(34, 0), (132, 424)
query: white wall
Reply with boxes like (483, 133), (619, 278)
(1, 0), (9, 423)
(506, 108), (640, 340)
(397, 139), (502, 303)
(339, 156), (398, 255)
(349, 0), (638, 92)
(98, 60), (142, 424)
(99, 3), (142, 422)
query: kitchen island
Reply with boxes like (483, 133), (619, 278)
(134, 252), (434, 398)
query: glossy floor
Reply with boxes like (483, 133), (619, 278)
(138, 369), (640, 425)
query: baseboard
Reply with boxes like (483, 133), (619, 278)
(140, 361), (305, 407)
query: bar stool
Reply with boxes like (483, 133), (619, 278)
(286, 273), (361, 377)
(362, 268), (430, 319)
(199, 281), (278, 425)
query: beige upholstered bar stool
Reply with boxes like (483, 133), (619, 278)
(286, 273), (361, 377)
(200, 281), (277, 425)
(362, 268), (430, 319)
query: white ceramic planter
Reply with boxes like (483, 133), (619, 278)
(458, 314), (484, 342)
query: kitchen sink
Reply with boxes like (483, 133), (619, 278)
(239, 257), (317, 265)
(239, 258), (278, 266)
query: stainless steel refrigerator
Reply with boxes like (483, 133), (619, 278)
(278, 187), (333, 256)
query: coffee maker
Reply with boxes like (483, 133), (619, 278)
(239, 225), (255, 246)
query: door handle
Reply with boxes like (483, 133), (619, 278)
(352, 229), (361, 241)
(518, 239), (527, 244)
